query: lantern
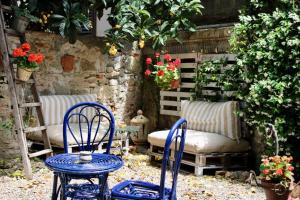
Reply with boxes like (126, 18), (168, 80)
(130, 110), (149, 145)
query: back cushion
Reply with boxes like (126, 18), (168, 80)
(181, 101), (241, 140)
(40, 94), (97, 126)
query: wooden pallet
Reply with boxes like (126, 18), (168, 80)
(149, 144), (248, 176)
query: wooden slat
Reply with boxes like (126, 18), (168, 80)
(160, 91), (192, 98)
(1, 5), (12, 12)
(170, 53), (197, 59)
(15, 79), (35, 84)
(19, 102), (41, 108)
(180, 82), (195, 88)
(28, 149), (52, 158)
(24, 126), (46, 133)
(180, 63), (197, 69)
(160, 100), (180, 106)
(160, 110), (180, 116)
(181, 73), (194, 79)
(199, 54), (236, 62)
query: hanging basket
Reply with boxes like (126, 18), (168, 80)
(170, 79), (180, 89)
(261, 180), (289, 200)
(13, 16), (30, 33)
(17, 67), (33, 82)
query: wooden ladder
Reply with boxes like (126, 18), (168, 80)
(0, 1), (52, 179)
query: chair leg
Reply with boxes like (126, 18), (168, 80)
(51, 173), (59, 200)
(59, 174), (67, 200)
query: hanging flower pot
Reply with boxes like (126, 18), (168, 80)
(261, 180), (289, 200)
(17, 67), (33, 81)
(170, 79), (180, 90)
(13, 16), (30, 33)
(61, 54), (75, 72)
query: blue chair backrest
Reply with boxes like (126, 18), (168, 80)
(159, 118), (187, 200)
(63, 102), (115, 154)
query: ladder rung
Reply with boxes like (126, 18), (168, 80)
(15, 78), (35, 84)
(28, 149), (52, 158)
(24, 126), (46, 133)
(20, 102), (41, 108)
(4, 28), (23, 36)
(1, 5), (13, 12)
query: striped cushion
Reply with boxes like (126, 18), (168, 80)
(180, 101), (241, 140)
(40, 94), (97, 126)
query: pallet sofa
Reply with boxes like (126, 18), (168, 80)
(27, 94), (128, 153)
(148, 100), (250, 176)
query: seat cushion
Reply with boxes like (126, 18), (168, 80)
(27, 123), (118, 147)
(148, 130), (250, 154)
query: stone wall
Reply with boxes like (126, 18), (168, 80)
(0, 32), (143, 158)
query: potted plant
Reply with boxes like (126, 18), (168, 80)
(259, 155), (295, 200)
(13, 6), (39, 33)
(51, 0), (90, 44)
(144, 53), (181, 90)
(12, 42), (45, 81)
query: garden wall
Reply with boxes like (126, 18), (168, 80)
(0, 32), (143, 158)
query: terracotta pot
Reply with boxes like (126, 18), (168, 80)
(13, 16), (30, 33)
(17, 68), (33, 82)
(170, 79), (180, 89)
(261, 180), (289, 200)
(61, 54), (75, 72)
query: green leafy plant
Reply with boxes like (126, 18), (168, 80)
(13, 6), (39, 23)
(51, 0), (90, 44)
(105, 0), (203, 54)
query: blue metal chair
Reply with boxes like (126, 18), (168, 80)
(51, 102), (115, 200)
(111, 118), (187, 200)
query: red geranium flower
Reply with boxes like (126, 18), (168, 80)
(262, 169), (269, 175)
(155, 52), (160, 58)
(36, 53), (44, 64)
(21, 42), (31, 52)
(276, 169), (283, 175)
(288, 166), (294, 171)
(157, 70), (164, 76)
(156, 61), (163, 66)
(163, 53), (172, 61)
(173, 58), (181, 67)
(12, 48), (25, 57)
(144, 69), (151, 77)
(146, 57), (152, 65)
(167, 63), (176, 71)
(28, 53), (38, 62)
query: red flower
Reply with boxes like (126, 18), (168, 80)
(146, 57), (152, 65)
(288, 166), (294, 171)
(12, 48), (26, 57)
(276, 169), (283, 175)
(157, 70), (164, 76)
(163, 53), (172, 61)
(262, 169), (269, 175)
(28, 53), (38, 62)
(35, 53), (44, 64)
(21, 42), (31, 52)
(155, 52), (160, 58)
(167, 63), (176, 71)
(144, 69), (151, 77)
(156, 61), (163, 66)
(173, 58), (181, 67)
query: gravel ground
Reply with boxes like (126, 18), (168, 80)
(0, 153), (266, 200)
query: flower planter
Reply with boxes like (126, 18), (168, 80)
(61, 54), (75, 72)
(170, 79), (180, 89)
(261, 180), (289, 200)
(17, 68), (33, 82)
(13, 16), (30, 33)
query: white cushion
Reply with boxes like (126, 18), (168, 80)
(181, 101), (241, 140)
(148, 130), (250, 154)
(40, 94), (97, 126)
(27, 123), (117, 147)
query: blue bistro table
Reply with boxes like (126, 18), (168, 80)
(45, 153), (123, 200)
